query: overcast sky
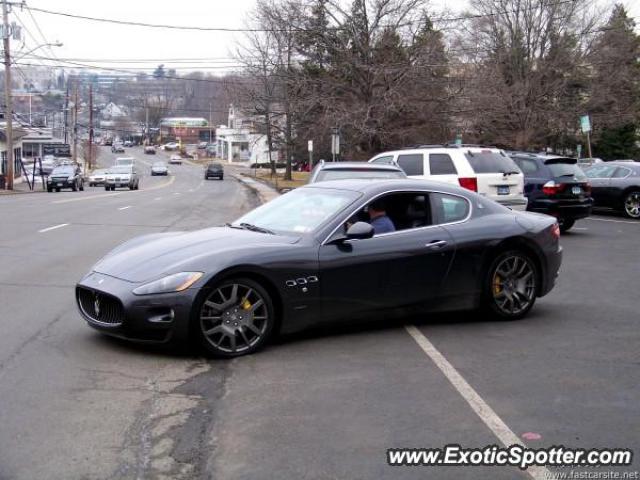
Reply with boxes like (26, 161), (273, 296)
(13, 0), (640, 75)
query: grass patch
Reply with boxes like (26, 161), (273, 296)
(251, 170), (310, 190)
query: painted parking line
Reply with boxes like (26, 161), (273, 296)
(405, 325), (550, 480)
(118, 206), (132, 210)
(586, 217), (639, 225)
(53, 192), (121, 204)
(38, 223), (69, 233)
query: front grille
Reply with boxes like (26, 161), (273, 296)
(77, 287), (124, 326)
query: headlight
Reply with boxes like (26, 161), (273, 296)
(132, 272), (203, 295)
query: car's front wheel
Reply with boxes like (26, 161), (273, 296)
(623, 190), (640, 219)
(195, 278), (275, 358)
(483, 250), (538, 320)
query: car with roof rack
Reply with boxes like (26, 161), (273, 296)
(508, 152), (593, 232)
(369, 144), (528, 210)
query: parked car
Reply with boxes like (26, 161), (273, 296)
(577, 157), (603, 171)
(163, 142), (179, 151)
(144, 145), (156, 154)
(584, 161), (640, 219)
(123, 140), (133, 147)
(197, 141), (208, 149)
(369, 144), (528, 211)
(104, 166), (140, 191)
(103, 138), (113, 146)
(47, 165), (84, 192)
(88, 169), (108, 187)
(111, 143), (125, 153)
(76, 178), (562, 357)
(169, 154), (183, 165)
(308, 161), (407, 183)
(151, 161), (169, 176)
(204, 162), (224, 180)
(206, 145), (216, 157)
(509, 152), (593, 232)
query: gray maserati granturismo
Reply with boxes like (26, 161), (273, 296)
(76, 179), (562, 357)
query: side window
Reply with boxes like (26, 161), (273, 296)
(613, 167), (631, 179)
(371, 155), (394, 165)
(585, 165), (616, 179)
(512, 158), (539, 174)
(396, 154), (424, 176)
(431, 193), (470, 224)
(429, 154), (457, 175)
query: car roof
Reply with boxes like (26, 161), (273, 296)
(607, 161), (640, 170)
(508, 151), (577, 163)
(302, 178), (469, 195)
(374, 145), (503, 155)
(317, 162), (402, 171)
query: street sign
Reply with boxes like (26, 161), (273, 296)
(308, 140), (313, 152)
(580, 115), (591, 133)
(42, 144), (71, 157)
(576, 144), (582, 158)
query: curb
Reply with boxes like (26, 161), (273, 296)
(232, 173), (280, 204)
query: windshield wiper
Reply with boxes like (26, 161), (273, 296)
(225, 222), (244, 230)
(239, 222), (275, 235)
(557, 174), (577, 178)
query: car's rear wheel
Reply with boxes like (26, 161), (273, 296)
(483, 250), (538, 320)
(623, 191), (640, 219)
(558, 218), (575, 233)
(55, 188), (60, 192)
(196, 278), (275, 358)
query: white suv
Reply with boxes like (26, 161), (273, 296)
(369, 145), (527, 210)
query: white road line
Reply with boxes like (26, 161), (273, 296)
(118, 206), (132, 210)
(38, 223), (69, 233)
(53, 192), (120, 204)
(571, 227), (588, 231)
(587, 217), (639, 225)
(404, 325), (550, 480)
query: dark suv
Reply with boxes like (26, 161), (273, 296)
(47, 165), (84, 192)
(509, 152), (593, 232)
(205, 163), (224, 180)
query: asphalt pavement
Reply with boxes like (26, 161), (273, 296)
(0, 152), (638, 480)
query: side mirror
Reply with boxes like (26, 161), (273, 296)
(345, 221), (374, 240)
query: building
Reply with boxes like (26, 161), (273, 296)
(159, 117), (213, 144)
(21, 127), (65, 160)
(215, 105), (278, 164)
(0, 128), (25, 186)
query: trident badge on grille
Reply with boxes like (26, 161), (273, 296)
(94, 294), (101, 318)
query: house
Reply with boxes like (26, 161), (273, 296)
(215, 105), (278, 164)
(0, 127), (26, 185)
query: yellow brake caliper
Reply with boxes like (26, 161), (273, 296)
(493, 275), (502, 296)
(241, 299), (252, 310)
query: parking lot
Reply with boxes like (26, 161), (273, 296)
(0, 148), (638, 479)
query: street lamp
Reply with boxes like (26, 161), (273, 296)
(13, 41), (63, 62)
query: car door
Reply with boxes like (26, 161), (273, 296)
(318, 192), (455, 321)
(585, 164), (617, 206)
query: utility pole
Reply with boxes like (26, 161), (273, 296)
(72, 83), (78, 164)
(145, 99), (149, 145)
(209, 102), (213, 144)
(63, 82), (69, 143)
(88, 83), (93, 170)
(2, 0), (14, 190)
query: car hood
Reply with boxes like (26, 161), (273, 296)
(92, 227), (299, 282)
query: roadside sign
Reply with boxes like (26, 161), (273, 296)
(576, 144), (582, 159)
(308, 140), (313, 152)
(43, 144), (71, 157)
(580, 115), (591, 133)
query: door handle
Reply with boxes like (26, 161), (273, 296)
(426, 240), (448, 249)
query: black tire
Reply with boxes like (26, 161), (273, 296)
(195, 277), (275, 358)
(220, 176), (224, 180)
(71, 181), (77, 192)
(622, 190), (640, 219)
(482, 250), (538, 320)
(559, 218), (575, 233)
(47, 187), (52, 192)
(79, 181), (84, 191)
(105, 186), (110, 191)
(135, 182), (140, 190)
(129, 184), (134, 190)
(55, 188), (60, 192)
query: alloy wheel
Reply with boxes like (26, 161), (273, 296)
(624, 192), (640, 219)
(491, 254), (536, 316)
(199, 281), (270, 355)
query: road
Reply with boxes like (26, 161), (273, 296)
(0, 151), (638, 480)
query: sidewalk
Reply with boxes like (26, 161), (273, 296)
(226, 164), (280, 204)
(0, 177), (46, 195)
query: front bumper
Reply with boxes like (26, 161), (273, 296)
(106, 180), (131, 188)
(76, 272), (197, 344)
(48, 179), (74, 189)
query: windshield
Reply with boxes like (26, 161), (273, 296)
(108, 167), (133, 174)
(465, 151), (520, 174)
(51, 167), (74, 175)
(315, 169), (405, 182)
(234, 187), (360, 234)
(153, 162), (166, 167)
(547, 162), (587, 180)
